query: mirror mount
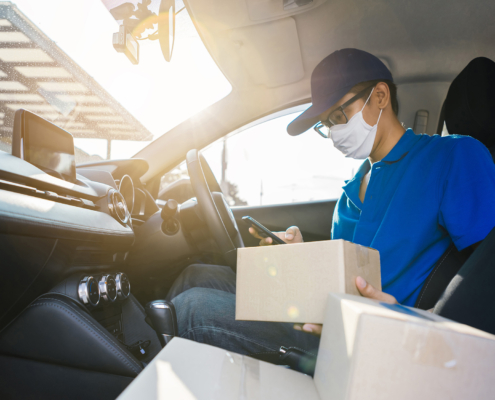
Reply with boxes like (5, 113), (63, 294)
(158, 0), (175, 62)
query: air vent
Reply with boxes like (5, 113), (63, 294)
(108, 189), (130, 225)
(0, 178), (96, 208)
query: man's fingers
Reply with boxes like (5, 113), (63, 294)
(249, 227), (263, 239)
(356, 276), (398, 304)
(292, 323), (323, 337)
(260, 237), (273, 246)
(285, 226), (300, 241)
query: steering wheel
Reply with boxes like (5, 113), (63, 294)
(186, 149), (244, 268)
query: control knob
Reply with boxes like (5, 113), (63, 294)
(78, 276), (100, 306)
(115, 272), (131, 300)
(99, 275), (117, 302)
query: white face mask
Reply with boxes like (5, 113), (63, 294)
(329, 88), (382, 160)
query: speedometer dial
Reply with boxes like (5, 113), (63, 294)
(119, 174), (135, 215)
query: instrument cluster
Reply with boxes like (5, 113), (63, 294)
(78, 272), (131, 307)
(119, 174), (135, 216)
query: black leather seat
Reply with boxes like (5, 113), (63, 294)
(414, 56), (495, 310)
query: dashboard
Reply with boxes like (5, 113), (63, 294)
(0, 112), (201, 393)
(0, 147), (157, 330)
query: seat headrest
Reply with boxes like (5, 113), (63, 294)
(444, 57), (495, 148)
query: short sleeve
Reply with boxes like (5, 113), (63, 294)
(439, 137), (495, 250)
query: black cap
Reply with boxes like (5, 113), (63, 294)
(287, 48), (393, 136)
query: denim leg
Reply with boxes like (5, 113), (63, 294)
(171, 287), (320, 356)
(166, 264), (236, 301)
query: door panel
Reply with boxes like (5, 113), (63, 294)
(232, 199), (337, 247)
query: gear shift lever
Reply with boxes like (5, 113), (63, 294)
(145, 300), (178, 347)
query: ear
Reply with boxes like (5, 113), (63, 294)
(373, 82), (390, 110)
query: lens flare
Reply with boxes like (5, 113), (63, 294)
(287, 306), (299, 319)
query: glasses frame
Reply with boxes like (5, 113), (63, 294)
(314, 84), (376, 138)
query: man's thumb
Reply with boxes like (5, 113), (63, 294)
(356, 276), (373, 296)
(285, 228), (295, 240)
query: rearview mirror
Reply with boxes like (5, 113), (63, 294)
(103, 0), (176, 64)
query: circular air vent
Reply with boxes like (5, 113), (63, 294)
(108, 189), (130, 225)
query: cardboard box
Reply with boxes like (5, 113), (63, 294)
(117, 337), (319, 400)
(118, 294), (495, 400)
(315, 293), (495, 400)
(235, 239), (381, 323)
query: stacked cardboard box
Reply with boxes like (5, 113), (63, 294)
(118, 293), (495, 400)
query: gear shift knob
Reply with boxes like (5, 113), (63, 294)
(145, 300), (178, 347)
(161, 199), (178, 221)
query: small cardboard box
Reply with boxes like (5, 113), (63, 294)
(235, 239), (381, 323)
(118, 294), (495, 400)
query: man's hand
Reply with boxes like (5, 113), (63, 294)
(293, 276), (397, 337)
(355, 276), (398, 304)
(249, 225), (303, 246)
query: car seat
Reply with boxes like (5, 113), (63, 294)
(414, 56), (495, 310)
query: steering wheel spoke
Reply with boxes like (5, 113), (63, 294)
(186, 149), (244, 269)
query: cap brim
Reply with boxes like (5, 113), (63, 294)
(287, 85), (355, 136)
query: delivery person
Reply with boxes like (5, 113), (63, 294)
(167, 50), (495, 354)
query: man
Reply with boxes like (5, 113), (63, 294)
(168, 49), (495, 352)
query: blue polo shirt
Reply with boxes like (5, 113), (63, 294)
(332, 129), (495, 306)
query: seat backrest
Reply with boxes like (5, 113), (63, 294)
(414, 244), (472, 309)
(415, 56), (495, 310)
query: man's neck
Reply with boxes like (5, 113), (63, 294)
(369, 118), (406, 163)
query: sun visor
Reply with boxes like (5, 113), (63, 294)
(245, 0), (329, 22)
(228, 18), (304, 88)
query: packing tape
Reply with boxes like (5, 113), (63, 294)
(356, 245), (369, 267)
(214, 352), (261, 399)
(402, 323), (457, 369)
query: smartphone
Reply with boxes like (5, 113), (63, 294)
(242, 216), (286, 245)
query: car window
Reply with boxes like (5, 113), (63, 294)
(160, 110), (363, 206)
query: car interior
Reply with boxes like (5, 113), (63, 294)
(0, 0), (494, 398)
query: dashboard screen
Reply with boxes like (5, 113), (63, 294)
(13, 109), (76, 182)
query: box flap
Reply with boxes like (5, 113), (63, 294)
(335, 293), (495, 340)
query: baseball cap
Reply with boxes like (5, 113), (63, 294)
(287, 48), (393, 136)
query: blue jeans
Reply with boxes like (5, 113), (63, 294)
(168, 264), (320, 357)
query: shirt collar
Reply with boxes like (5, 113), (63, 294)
(341, 129), (419, 210)
(342, 159), (370, 210)
(381, 128), (419, 164)
(342, 128), (418, 188)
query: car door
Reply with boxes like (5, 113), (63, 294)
(159, 108), (363, 246)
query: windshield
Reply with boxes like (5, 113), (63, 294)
(0, 0), (231, 163)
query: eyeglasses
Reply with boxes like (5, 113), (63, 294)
(314, 84), (375, 138)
